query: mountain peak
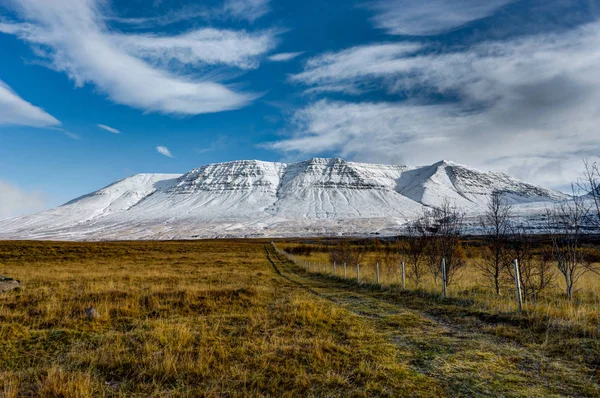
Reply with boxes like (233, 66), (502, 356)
(432, 159), (463, 168)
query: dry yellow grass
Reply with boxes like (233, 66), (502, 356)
(1, 240), (598, 397)
(282, 241), (600, 337)
(0, 240), (441, 397)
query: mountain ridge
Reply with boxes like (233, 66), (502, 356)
(0, 158), (567, 240)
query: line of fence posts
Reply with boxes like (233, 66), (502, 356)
(271, 243), (523, 313)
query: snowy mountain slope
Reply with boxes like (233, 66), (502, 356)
(0, 174), (180, 239)
(0, 158), (567, 240)
(269, 158), (420, 219)
(396, 160), (565, 209)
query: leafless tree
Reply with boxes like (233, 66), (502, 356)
(416, 201), (466, 287)
(546, 190), (597, 301)
(412, 208), (442, 282)
(329, 241), (364, 268)
(381, 246), (402, 281)
(404, 223), (427, 286)
(522, 245), (555, 301)
(478, 191), (512, 295)
(505, 224), (554, 300)
(578, 158), (600, 230)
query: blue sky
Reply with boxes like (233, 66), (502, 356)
(1, 0), (600, 218)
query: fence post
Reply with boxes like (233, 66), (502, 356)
(357, 263), (360, 284)
(441, 257), (447, 298)
(344, 262), (347, 280)
(376, 262), (380, 285)
(318, 262), (321, 273)
(513, 259), (523, 312)
(401, 261), (406, 290)
(333, 261), (336, 276)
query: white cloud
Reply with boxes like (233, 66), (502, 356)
(0, 0), (277, 115)
(368, 0), (513, 36)
(106, 0), (271, 27)
(0, 80), (60, 127)
(156, 145), (174, 158)
(276, 22), (600, 188)
(291, 43), (423, 94)
(97, 124), (120, 134)
(223, 0), (270, 22)
(115, 28), (276, 70)
(268, 52), (304, 62)
(0, 180), (47, 220)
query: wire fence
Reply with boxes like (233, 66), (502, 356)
(272, 242), (525, 312)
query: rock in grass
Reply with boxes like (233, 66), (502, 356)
(0, 276), (21, 293)
(85, 307), (100, 320)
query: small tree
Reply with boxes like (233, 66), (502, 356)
(412, 208), (442, 282)
(546, 192), (597, 301)
(478, 191), (512, 295)
(404, 223), (427, 286)
(505, 224), (554, 301)
(329, 241), (363, 268)
(521, 245), (555, 301)
(416, 201), (466, 287)
(381, 243), (402, 282)
(578, 158), (600, 229)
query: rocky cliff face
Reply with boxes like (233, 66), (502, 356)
(0, 158), (566, 240)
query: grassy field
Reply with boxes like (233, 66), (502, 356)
(0, 240), (599, 397)
(280, 240), (600, 339)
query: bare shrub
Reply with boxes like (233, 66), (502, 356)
(546, 191), (598, 300)
(404, 224), (427, 286)
(414, 201), (466, 287)
(478, 191), (512, 295)
(329, 241), (364, 268)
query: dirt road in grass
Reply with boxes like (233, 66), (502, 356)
(266, 245), (600, 397)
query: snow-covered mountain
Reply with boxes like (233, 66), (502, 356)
(0, 158), (567, 240)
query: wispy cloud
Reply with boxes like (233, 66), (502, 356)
(156, 145), (174, 158)
(106, 0), (271, 28)
(0, 180), (47, 220)
(268, 52), (304, 62)
(52, 127), (81, 140)
(291, 43), (422, 94)
(276, 22), (600, 188)
(0, 0), (278, 115)
(223, 0), (271, 23)
(115, 28), (276, 70)
(97, 124), (120, 134)
(367, 0), (513, 36)
(0, 80), (60, 127)
(194, 135), (229, 154)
